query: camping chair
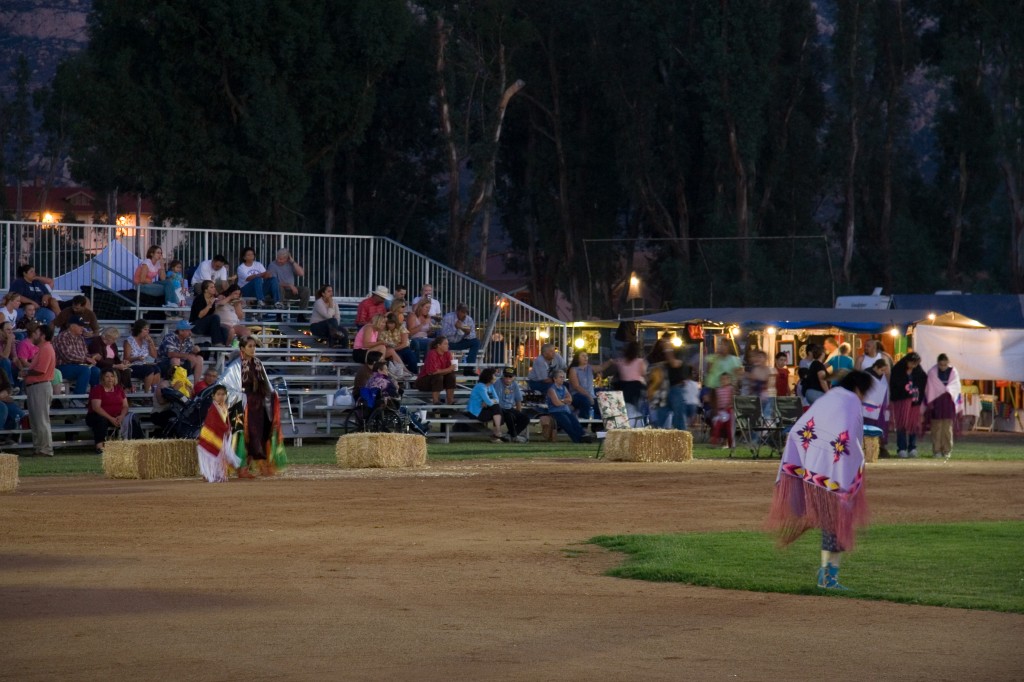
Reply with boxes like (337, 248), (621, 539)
(594, 390), (631, 458)
(733, 395), (769, 458)
(770, 396), (804, 457)
(974, 395), (995, 431)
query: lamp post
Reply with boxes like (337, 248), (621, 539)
(627, 273), (642, 317)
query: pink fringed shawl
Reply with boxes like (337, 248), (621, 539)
(766, 387), (869, 549)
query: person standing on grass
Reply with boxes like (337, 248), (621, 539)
(889, 352), (927, 458)
(925, 354), (962, 459)
(767, 370), (874, 591)
(20, 323), (55, 457)
(197, 385), (242, 483)
(467, 368), (505, 442)
(238, 337), (274, 478)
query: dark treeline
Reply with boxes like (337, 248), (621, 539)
(8, 0), (1024, 315)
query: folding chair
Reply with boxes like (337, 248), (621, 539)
(594, 390), (631, 458)
(733, 395), (772, 458)
(770, 396), (804, 457)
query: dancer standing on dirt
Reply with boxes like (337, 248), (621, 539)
(238, 337), (276, 478)
(767, 370), (874, 590)
(197, 385), (242, 483)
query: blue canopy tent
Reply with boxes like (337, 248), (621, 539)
(632, 307), (950, 333)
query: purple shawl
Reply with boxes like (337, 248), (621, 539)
(766, 387), (869, 549)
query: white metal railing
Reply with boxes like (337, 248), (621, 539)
(1, 220), (568, 365)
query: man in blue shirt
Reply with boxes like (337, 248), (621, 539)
(440, 303), (480, 374)
(11, 264), (60, 325)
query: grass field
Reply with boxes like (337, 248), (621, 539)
(590, 521), (1024, 613)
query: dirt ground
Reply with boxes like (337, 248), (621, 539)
(2, 456), (1023, 682)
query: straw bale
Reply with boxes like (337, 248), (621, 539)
(863, 435), (880, 464)
(0, 453), (19, 493)
(603, 428), (693, 462)
(103, 440), (199, 479)
(336, 432), (426, 468)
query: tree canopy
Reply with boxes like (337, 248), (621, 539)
(29, 0), (1024, 314)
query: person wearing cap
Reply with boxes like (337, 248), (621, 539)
(497, 368), (531, 442)
(53, 295), (100, 336)
(53, 315), (101, 396)
(266, 248), (309, 310)
(356, 285), (392, 327)
(440, 303), (480, 372)
(157, 319), (205, 379)
(238, 246), (282, 308)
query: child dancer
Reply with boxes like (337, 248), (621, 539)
(710, 372), (734, 449)
(197, 385), (242, 482)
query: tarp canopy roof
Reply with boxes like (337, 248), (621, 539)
(53, 240), (140, 292)
(892, 294), (1024, 329)
(630, 307), (982, 333)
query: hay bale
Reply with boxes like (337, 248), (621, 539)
(0, 453), (19, 493)
(603, 428), (693, 462)
(336, 432), (426, 468)
(102, 439), (199, 479)
(863, 435), (880, 463)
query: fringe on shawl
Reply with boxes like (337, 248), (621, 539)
(765, 474), (869, 550)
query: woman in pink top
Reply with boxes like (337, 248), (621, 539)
(353, 314), (398, 365)
(612, 342), (648, 408)
(132, 245), (177, 305)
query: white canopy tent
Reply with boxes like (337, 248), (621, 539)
(913, 325), (1024, 381)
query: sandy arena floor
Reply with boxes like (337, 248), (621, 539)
(2, 457), (1023, 681)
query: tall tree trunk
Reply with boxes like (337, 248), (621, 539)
(840, 0), (862, 284)
(947, 151), (968, 282)
(323, 156), (336, 235)
(477, 181), (493, 278)
(344, 153), (355, 235)
(1001, 160), (1024, 292)
(434, 17), (462, 266)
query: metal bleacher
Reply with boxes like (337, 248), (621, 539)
(1, 219), (568, 449)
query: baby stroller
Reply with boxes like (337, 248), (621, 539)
(162, 385), (242, 439)
(342, 387), (413, 434)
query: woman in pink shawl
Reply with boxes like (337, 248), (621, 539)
(925, 354), (962, 459)
(767, 370), (874, 591)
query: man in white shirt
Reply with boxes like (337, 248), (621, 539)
(190, 254), (235, 295)
(411, 283), (442, 318)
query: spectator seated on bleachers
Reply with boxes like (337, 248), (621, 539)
(214, 284), (251, 346)
(0, 321), (14, 386)
(406, 298), (433, 357)
(10, 263), (61, 324)
(54, 315), (101, 397)
(53, 295), (100, 336)
(1, 292), (20, 327)
(441, 303), (480, 375)
(189, 280), (229, 346)
(353, 314), (400, 365)
(310, 284), (349, 348)
(267, 248), (309, 311)
(237, 246), (281, 308)
(132, 245), (178, 307)
(123, 320), (162, 392)
(88, 327), (133, 390)
(86, 368), (132, 454)
(157, 320), (204, 380)
(0, 362), (24, 443)
(190, 254), (236, 296)
(355, 286), (391, 327)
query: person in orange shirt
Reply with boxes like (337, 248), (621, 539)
(20, 324), (55, 457)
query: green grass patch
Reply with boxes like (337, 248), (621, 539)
(590, 521), (1024, 612)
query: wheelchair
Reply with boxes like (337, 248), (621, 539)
(342, 387), (410, 434)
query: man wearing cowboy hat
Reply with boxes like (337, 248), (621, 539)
(356, 285), (392, 326)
